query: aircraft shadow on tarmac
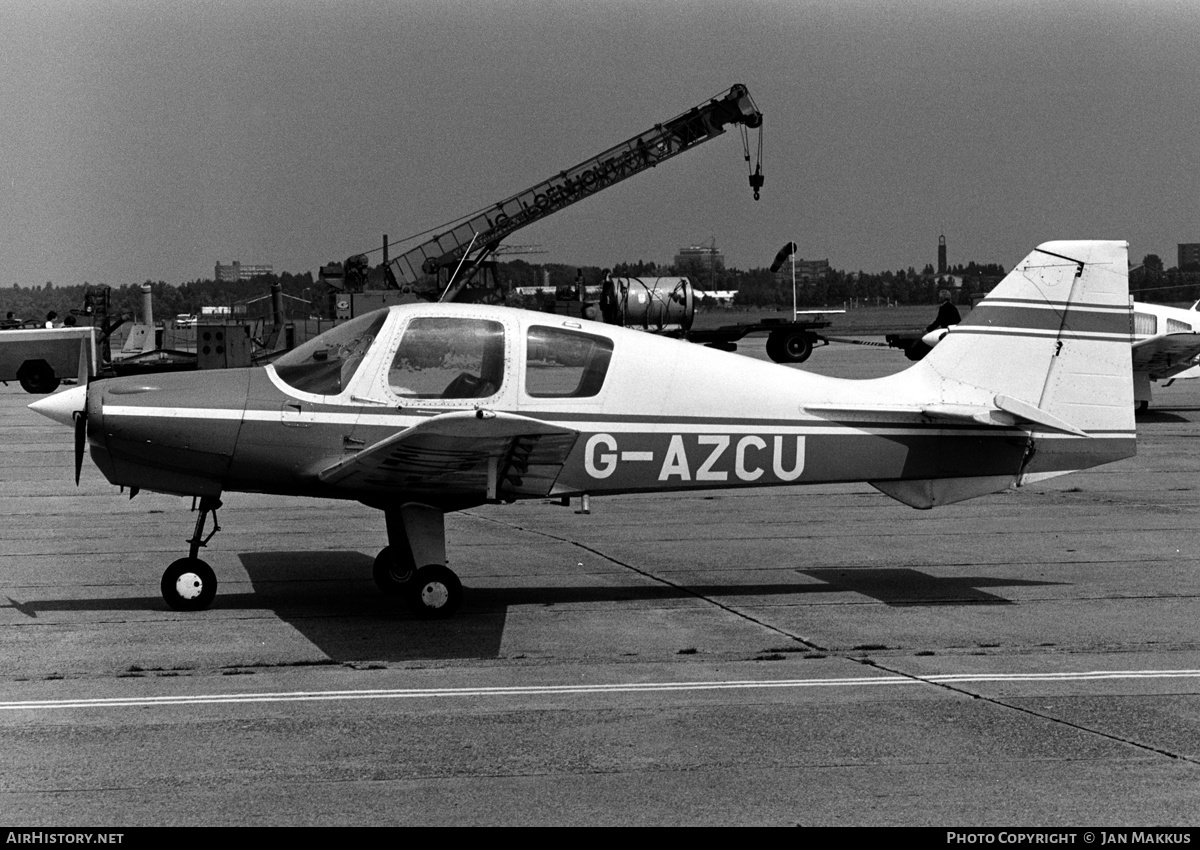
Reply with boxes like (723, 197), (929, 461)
(1135, 408), (1193, 423)
(3, 555), (1066, 663)
(796, 568), (1063, 606)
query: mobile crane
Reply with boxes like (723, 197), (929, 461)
(330, 84), (763, 304)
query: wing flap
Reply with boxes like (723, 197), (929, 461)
(1131, 332), (1200, 379)
(319, 410), (579, 500)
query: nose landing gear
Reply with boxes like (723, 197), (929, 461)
(161, 496), (222, 611)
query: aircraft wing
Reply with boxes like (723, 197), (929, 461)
(318, 410), (579, 500)
(1131, 332), (1200, 380)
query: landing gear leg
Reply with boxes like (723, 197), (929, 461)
(161, 496), (222, 611)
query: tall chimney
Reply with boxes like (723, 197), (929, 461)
(140, 282), (154, 327)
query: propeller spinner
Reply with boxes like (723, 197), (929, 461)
(28, 385), (90, 485)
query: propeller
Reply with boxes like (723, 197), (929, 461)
(26, 334), (94, 486)
(73, 408), (87, 485)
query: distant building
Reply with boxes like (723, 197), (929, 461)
(773, 258), (830, 283)
(1179, 243), (1200, 270)
(693, 289), (738, 305)
(215, 260), (273, 282)
(674, 244), (725, 272)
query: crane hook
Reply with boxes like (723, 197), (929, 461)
(749, 164), (764, 201)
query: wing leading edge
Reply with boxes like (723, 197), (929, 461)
(319, 410), (579, 501)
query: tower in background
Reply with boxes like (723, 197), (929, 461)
(938, 234), (947, 275)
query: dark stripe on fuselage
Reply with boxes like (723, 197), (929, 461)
(960, 303), (1131, 335)
(978, 297), (1125, 311)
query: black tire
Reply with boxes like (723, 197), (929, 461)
(766, 331), (813, 364)
(373, 545), (416, 595)
(18, 361), (60, 394)
(161, 557), (217, 611)
(407, 565), (462, 618)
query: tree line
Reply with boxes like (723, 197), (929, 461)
(7, 253), (1195, 325)
(3, 272), (316, 326)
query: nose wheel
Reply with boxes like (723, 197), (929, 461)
(162, 558), (217, 611)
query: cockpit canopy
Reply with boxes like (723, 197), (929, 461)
(271, 307), (615, 402)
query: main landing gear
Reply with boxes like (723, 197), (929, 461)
(373, 504), (462, 618)
(158, 497), (463, 618)
(161, 495), (221, 611)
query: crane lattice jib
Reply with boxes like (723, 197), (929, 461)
(387, 84), (762, 289)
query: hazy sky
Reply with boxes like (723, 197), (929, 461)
(3, 0), (1198, 287)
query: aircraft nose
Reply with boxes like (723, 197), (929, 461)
(28, 384), (88, 428)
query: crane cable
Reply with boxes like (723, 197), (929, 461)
(742, 123), (764, 200)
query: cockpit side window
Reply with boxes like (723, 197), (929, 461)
(525, 325), (613, 398)
(272, 310), (388, 396)
(389, 317), (505, 399)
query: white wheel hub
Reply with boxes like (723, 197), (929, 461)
(175, 573), (205, 600)
(420, 581), (449, 609)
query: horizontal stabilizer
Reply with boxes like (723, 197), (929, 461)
(806, 394), (1087, 436)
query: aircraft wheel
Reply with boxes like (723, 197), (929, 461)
(18, 361), (60, 394)
(161, 557), (217, 611)
(766, 331), (812, 364)
(373, 545), (416, 595)
(407, 565), (462, 618)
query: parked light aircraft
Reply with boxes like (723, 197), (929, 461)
(921, 299), (1200, 411)
(31, 240), (1137, 617)
(1128, 301), (1200, 410)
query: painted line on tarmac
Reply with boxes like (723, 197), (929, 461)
(3, 669), (1200, 712)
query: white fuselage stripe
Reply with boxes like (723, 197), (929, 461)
(100, 405), (1134, 440)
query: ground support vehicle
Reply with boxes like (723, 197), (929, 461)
(0, 326), (95, 393)
(684, 317), (832, 363)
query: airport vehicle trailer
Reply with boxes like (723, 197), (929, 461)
(685, 315), (832, 363)
(0, 325), (96, 393)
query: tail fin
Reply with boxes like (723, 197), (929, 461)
(865, 240), (1136, 508)
(922, 240), (1134, 437)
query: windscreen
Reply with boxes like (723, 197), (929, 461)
(272, 310), (388, 395)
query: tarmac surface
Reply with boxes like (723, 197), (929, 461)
(2, 338), (1200, 826)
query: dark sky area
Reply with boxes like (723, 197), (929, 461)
(3, 0), (1197, 287)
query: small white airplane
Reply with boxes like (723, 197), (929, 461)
(30, 240), (1137, 617)
(1128, 301), (1200, 410)
(920, 299), (1200, 411)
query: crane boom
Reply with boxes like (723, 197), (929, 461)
(381, 84), (763, 300)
